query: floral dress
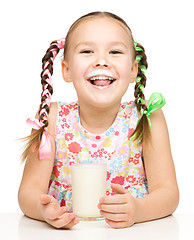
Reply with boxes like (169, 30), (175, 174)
(48, 101), (148, 212)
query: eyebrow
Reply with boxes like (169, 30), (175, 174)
(75, 41), (128, 49)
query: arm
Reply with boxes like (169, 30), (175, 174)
(98, 109), (179, 228)
(135, 109), (179, 222)
(18, 102), (79, 228)
(18, 102), (57, 220)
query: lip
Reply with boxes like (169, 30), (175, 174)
(86, 69), (116, 79)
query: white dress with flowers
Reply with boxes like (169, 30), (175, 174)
(48, 101), (148, 212)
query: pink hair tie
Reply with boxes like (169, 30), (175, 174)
(42, 88), (51, 97)
(50, 37), (65, 49)
(26, 118), (51, 160)
(57, 38), (65, 49)
(43, 69), (52, 79)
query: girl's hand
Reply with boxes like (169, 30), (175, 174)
(40, 194), (79, 229)
(98, 183), (137, 229)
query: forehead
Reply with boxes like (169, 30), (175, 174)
(70, 16), (132, 46)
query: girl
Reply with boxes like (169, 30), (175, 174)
(18, 11), (179, 229)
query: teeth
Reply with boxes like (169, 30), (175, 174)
(89, 76), (114, 81)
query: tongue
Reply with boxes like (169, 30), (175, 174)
(93, 80), (111, 86)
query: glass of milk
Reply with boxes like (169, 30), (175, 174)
(71, 163), (107, 221)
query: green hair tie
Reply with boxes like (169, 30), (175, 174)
(137, 84), (145, 94)
(134, 42), (143, 52)
(140, 65), (147, 75)
(136, 55), (142, 63)
(137, 97), (145, 105)
(136, 76), (142, 83)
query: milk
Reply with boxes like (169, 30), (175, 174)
(71, 163), (107, 219)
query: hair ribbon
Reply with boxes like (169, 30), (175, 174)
(26, 118), (51, 160)
(130, 92), (166, 142)
(140, 92), (166, 127)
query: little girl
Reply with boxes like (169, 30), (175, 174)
(18, 11), (179, 229)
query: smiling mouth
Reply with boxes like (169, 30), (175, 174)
(87, 76), (116, 87)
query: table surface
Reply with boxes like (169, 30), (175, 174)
(0, 213), (193, 240)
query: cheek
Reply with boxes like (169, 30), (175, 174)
(118, 62), (132, 79)
(69, 58), (88, 81)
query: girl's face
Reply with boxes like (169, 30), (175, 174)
(62, 16), (138, 109)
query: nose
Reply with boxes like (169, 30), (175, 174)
(95, 58), (109, 68)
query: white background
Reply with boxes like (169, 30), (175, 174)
(1, 0), (194, 214)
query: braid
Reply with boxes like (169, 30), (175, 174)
(131, 42), (151, 145)
(134, 43), (148, 113)
(38, 41), (60, 128)
(21, 38), (65, 161)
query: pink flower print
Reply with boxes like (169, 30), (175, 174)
(62, 107), (70, 116)
(92, 144), (97, 148)
(107, 171), (111, 180)
(121, 104), (126, 109)
(117, 146), (128, 156)
(65, 133), (74, 141)
(95, 136), (101, 140)
(138, 166), (145, 177)
(59, 110), (64, 117)
(111, 176), (125, 185)
(73, 104), (78, 110)
(115, 131), (119, 136)
(126, 175), (136, 183)
(57, 150), (65, 160)
(68, 142), (82, 154)
(55, 126), (60, 137)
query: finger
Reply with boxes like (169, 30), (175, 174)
(101, 211), (128, 222)
(99, 194), (128, 205)
(105, 218), (127, 229)
(50, 213), (79, 229)
(111, 183), (127, 194)
(45, 206), (68, 220)
(40, 194), (56, 205)
(98, 203), (127, 213)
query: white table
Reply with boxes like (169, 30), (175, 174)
(0, 213), (193, 240)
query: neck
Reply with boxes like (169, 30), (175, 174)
(78, 101), (121, 134)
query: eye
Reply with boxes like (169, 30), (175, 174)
(109, 50), (123, 54)
(80, 50), (93, 54)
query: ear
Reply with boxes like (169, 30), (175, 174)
(129, 60), (138, 83)
(61, 60), (72, 83)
